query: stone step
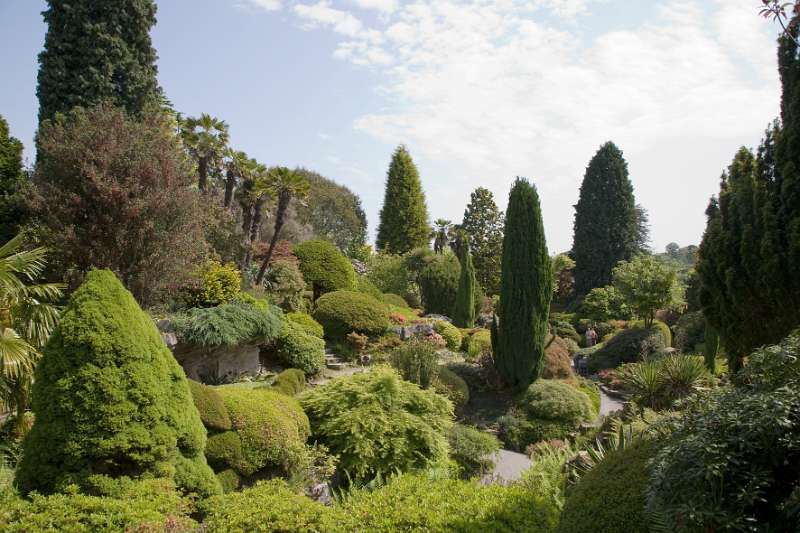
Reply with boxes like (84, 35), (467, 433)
(326, 362), (346, 370)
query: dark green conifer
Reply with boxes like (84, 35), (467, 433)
(376, 146), (431, 254)
(453, 231), (477, 328)
(0, 116), (25, 242)
(572, 142), (639, 295)
(494, 178), (552, 390)
(37, 0), (161, 124)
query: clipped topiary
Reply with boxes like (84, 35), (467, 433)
(187, 380), (232, 431)
(313, 290), (389, 340)
(286, 311), (324, 338)
(294, 239), (357, 300)
(274, 320), (326, 375)
(272, 368), (307, 396)
(300, 367), (453, 484)
(189, 260), (242, 308)
(15, 269), (220, 497)
(356, 275), (384, 300)
(215, 469), (241, 494)
(434, 320), (462, 351)
(418, 253), (460, 315)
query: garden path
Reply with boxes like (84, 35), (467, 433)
(599, 389), (624, 417)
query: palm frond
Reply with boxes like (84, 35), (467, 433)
(0, 328), (38, 380)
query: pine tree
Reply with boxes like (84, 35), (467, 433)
(0, 116), (25, 242)
(462, 187), (504, 294)
(572, 142), (639, 296)
(452, 231), (477, 328)
(494, 178), (552, 390)
(376, 146), (431, 254)
(37, 0), (161, 124)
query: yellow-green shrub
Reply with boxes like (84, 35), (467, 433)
(274, 320), (325, 375)
(468, 329), (492, 358)
(191, 260), (241, 308)
(187, 380), (231, 431)
(312, 290), (389, 339)
(272, 368), (307, 396)
(286, 312), (324, 338)
(434, 320), (462, 351)
(433, 366), (470, 411)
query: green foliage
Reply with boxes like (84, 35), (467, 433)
(587, 326), (667, 372)
(434, 320), (462, 350)
(580, 286), (630, 321)
(272, 368), (307, 396)
(216, 469), (241, 494)
(382, 293), (409, 308)
(0, 478), (196, 533)
(572, 142), (640, 295)
(171, 301), (283, 347)
(433, 366), (470, 411)
(15, 270), (219, 497)
(448, 424), (501, 478)
(673, 311), (705, 352)
(294, 239), (357, 300)
(376, 145), (431, 254)
(263, 259), (306, 312)
(467, 329), (492, 359)
(495, 178), (552, 390)
(190, 260), (241, 308)
(703, 323), (720, 374)
(365, 253), (414, 297)
(274, 320), (326, 375)
(286, 312), (324, 338)
(617, 355), (709, 411)
(557, 442), (655, 533)
(551, 254), (576, 301)
(37, 0), (161, 123)
(550, 320), (581, 345)
(628, 319), (672, 348)
(0, 116), (25, 243)
(312, 290), (389, 340)
(355, 275), (383, 300)
(417, 252), (461, 315)
(390, 338), (439, 389)
(613, 255), (684, 328)
(299, 367), (452, 484)
(648, 331), (800, 531)
(462, 187), (504, 294)
(187, 380), (232, 431)
(453, 234), (478, 328)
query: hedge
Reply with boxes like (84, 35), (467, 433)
(312, 290), (389, 340)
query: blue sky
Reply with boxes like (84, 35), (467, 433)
(0, 0), (783, 253)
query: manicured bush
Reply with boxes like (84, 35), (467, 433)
(274, 320), (326, 375)
(418, 253), (460, 315)
(299, 367), (452, 483)
(586, 326), (666, 372)
(216, 469), (241, 494)
(467, 329), (492, 359)
(216, 387), (311, 477)
(272, 368), (307, 396)
(312, 290), (389, 340)
(171, 301), (283, 347)
(15, 270), (219, 497)
(542, 335), (574, 379)
(286, 311), (324, 338)
(434, 320), (462, 351)
(190, 260), (241, 308)
(433, 366), (470, 411)
(205, 431), (246, 473)
(557, 442), (655, 533)
(390, 338), (439, 389)
(294, 239), (357, 300)
(0, 478), (197, 532)
(188, 380), (232, 431)
(355, 275), (383, 300)
(382, 292), (410, 308)
(448, 424), (501, 478)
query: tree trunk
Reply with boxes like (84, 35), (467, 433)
(255, 194), (290, 285)
(198, 157), (208, 193)
(224, 168), (235, 207)
(250, 198), (265, 244)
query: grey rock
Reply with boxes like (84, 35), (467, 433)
(425, 314), (452, 323)
(172, 342), (262, 383)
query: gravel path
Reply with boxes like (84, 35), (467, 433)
(599, 389), (625, 416)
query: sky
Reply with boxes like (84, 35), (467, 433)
(0, 0), (785, 253)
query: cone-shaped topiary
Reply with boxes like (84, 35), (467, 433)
(453, 232), (477, 328)
(494, 178), (552, 390)
(15, 269), (220, 497)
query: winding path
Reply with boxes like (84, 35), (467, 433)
(599, 389), (625, 416)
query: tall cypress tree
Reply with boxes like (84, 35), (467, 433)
(494, 178), (552, 390)
(452, 231), (477, 328)
(376, 145), (431, 254)
(37, 0), (161, 124)
(0, 116), (25, 242)
(462, 187), (504, 294)
(572, 142), (639, 296)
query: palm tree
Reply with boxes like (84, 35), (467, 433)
(180, 114), (230, 193)
(0, 235), (63, 436)
(432, 219), (453, 254)
(254, 167), (311, 285)
(223, 149), (248, 209)
(237, 158), (273, 267)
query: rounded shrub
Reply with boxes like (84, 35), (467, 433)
(433, 366), (470, 411)
(272, 368), (307, 396)
(355, 275), (383, 300)
(630, 319), (672, 347)
(557, 442), (656, 533)
(187, 380), (232, 431)
(15, 270), (219, 497)
(262, 259), (306, 312)
(299, 367), (453, 484)
(190, 260), (241, 308)
(587, 326), (666, 373)
(286, 311), (324, 338)
(382, 292), (410, 308)
(312, 290), (389, 340)
(215, 469), (241, 494)
(448, 424), (501, 478)
(205, 431), (246, 473)
(542, 335), (574, 379)
(434, 320), (462, 351)
(467, 329), (492, 359)
(294, 239), (357, 299)
(274, 320), (325, 375)
(417, 253), (460, 315)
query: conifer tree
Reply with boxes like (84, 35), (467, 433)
(37, 0), (161, 124)
(453, 231), (477, 328)
(494, 178), (552, 390)
(0, 116), (25, 242)
(462, 187), (504, 294)
(572, 142), (639, 296)
(376, 146), (431, 254)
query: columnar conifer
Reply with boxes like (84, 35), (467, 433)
(494, 178), (552, 390)
(453, 231), (477, 328)
(0, 116), (25, 242)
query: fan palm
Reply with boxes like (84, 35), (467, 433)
(432, 219), (452, 254)
(180, 113), (230, 193)
(0, 235), (63, 435)
(236, 158), (273, 266)
(254, 167), (311, 285)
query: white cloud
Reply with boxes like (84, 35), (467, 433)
(238, 0), (282, 12)
(285, 0), (781, 251)
(350, 0), (399, 14)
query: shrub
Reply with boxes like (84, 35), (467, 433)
(294, 239), (357, 300)
(434, 320), (462, 351)
(557, 442), (655, 533)
(274, 320), (326, 376)
(587, 326), (666, 372)
(205, 431), (246, 473)
(263, 259), (306, 312)
(215, 387), (310, 477)
(286, 312), (324, 338)
(542, 335), (574, 379)
(15, 270), (219, 497)
(382, 292), (410, 308)
(299, 367), (452, 483)
(390, 339), (439, 389)
(467, 329), (492, 359)
(418, 253), (460, 315)
(550, 320), (581, 344)
(365, 253), (414, 297)
(355, 275), (383, 300)
(216, 469), (241, 494)
(448, 424), (501, 478)
(190, 260), (241, 308)
(171, 301), (283, 347)
(312, 290), (389, 340)
(0, 478), (197, 532)
(187, 380), (232, 431)
(272, 368), (307, 396)
(630, 319), (672, 347)
(433, 366), (470, 411)
(580, 286), (630, 321)
(617, 354), (709, 410)
(571, 379), (600, 416)
(673, 311), (705, 352)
